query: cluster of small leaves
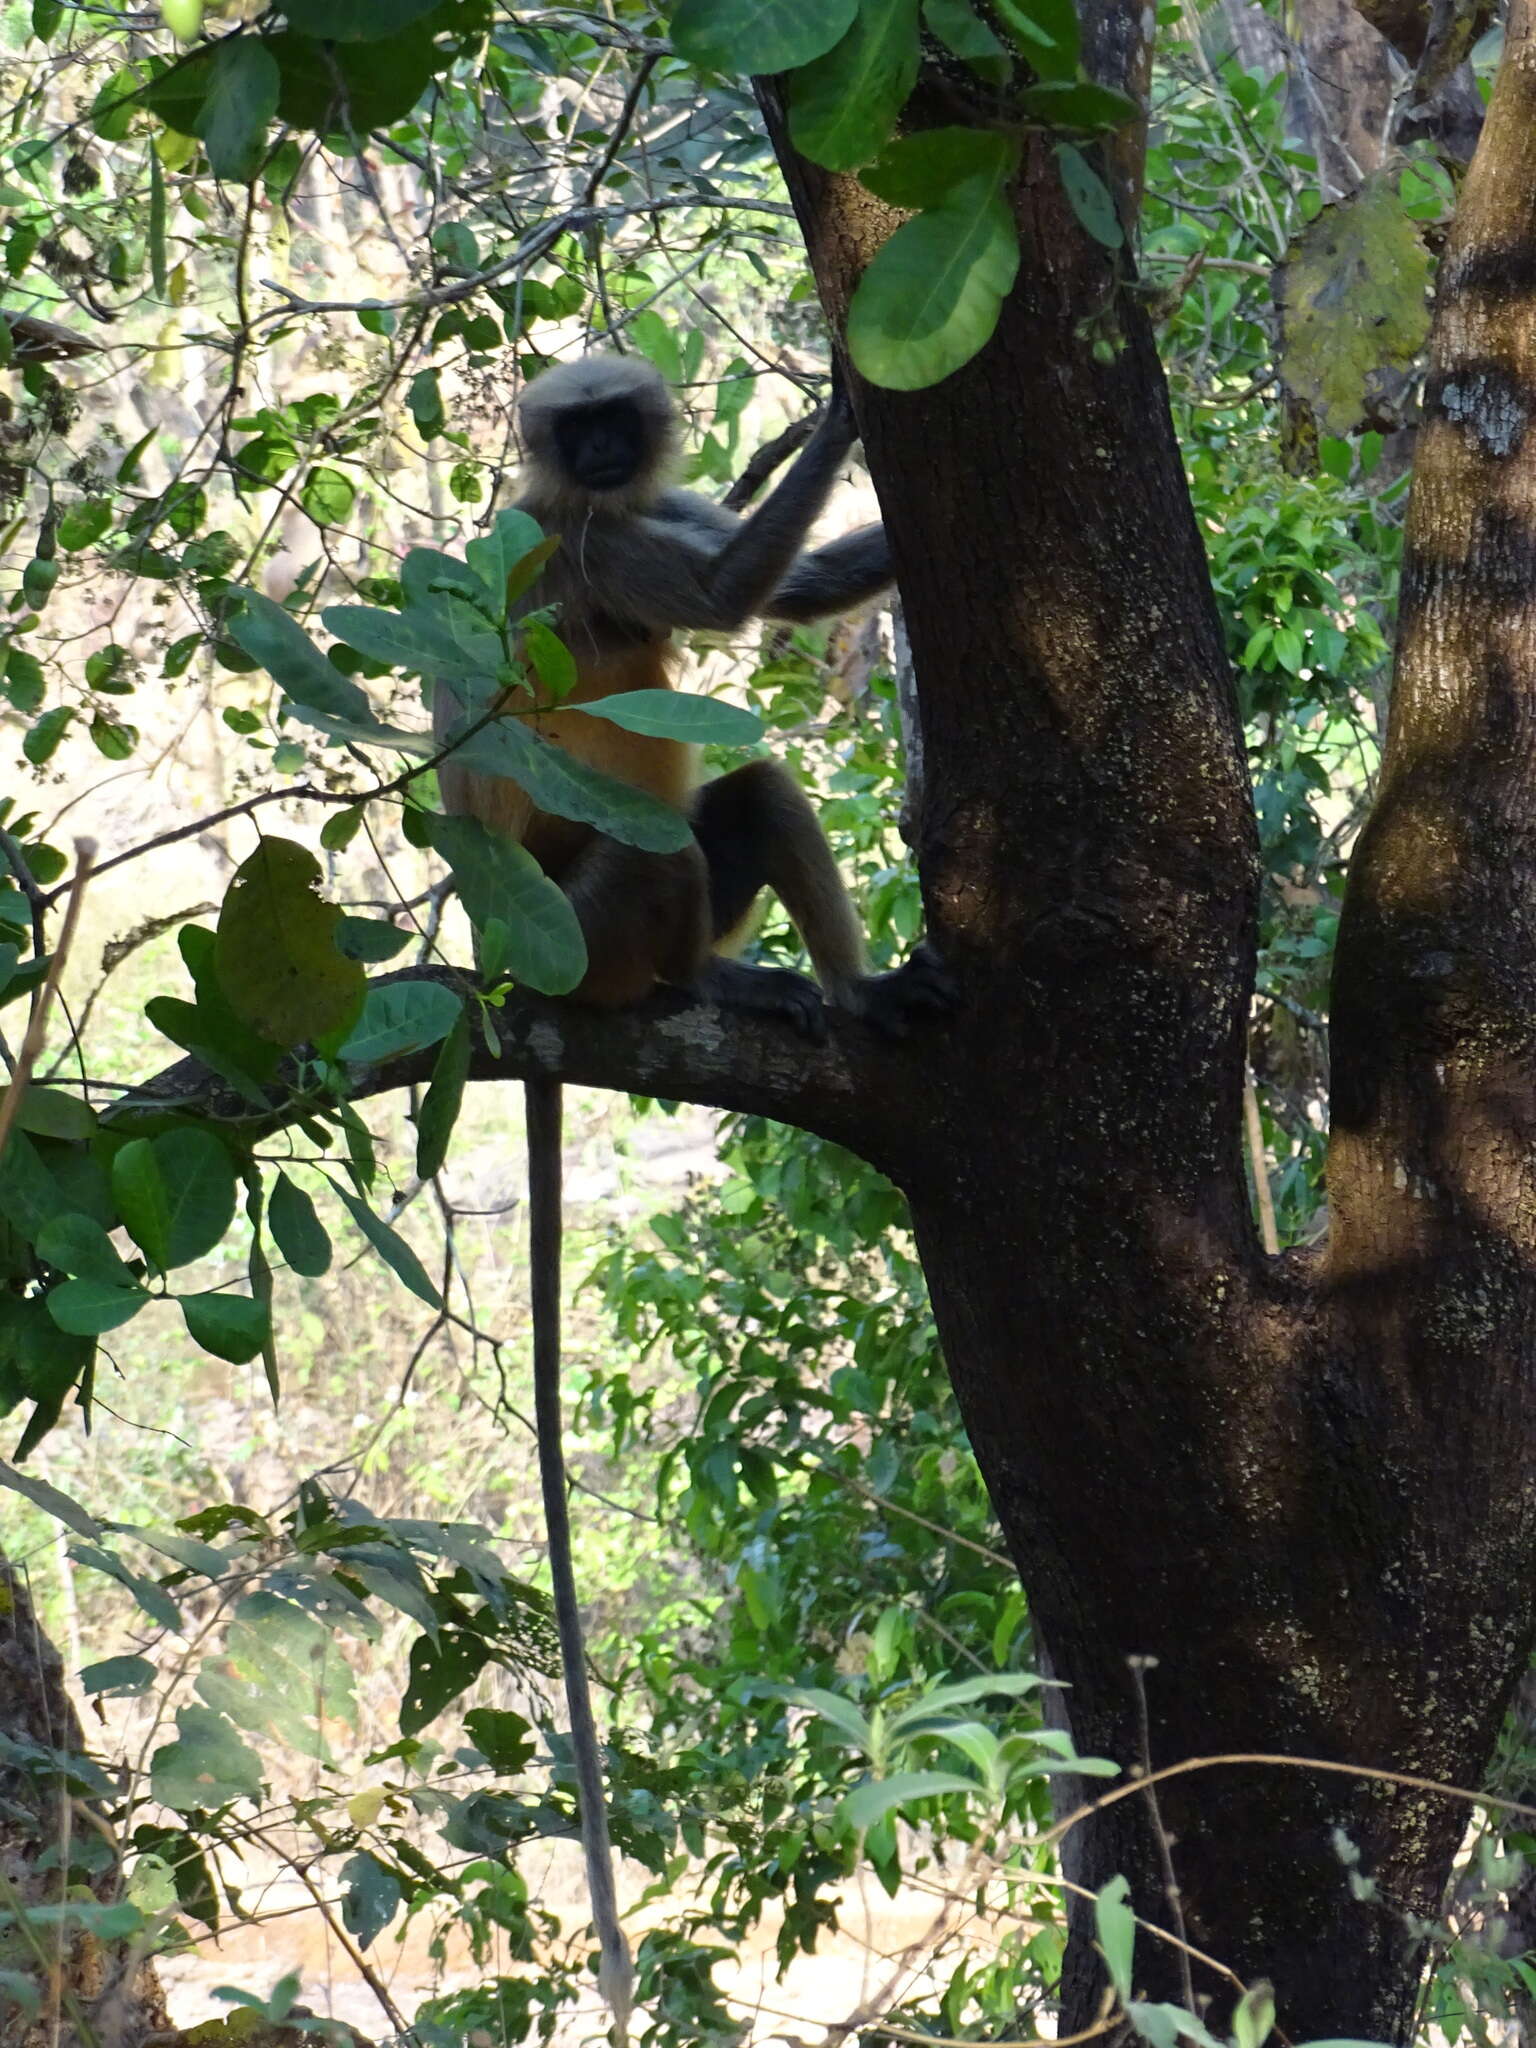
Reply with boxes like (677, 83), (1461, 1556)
(0, 1468), (606, 2040)
(671, 0), (1141, 387)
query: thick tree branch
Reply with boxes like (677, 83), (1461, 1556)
(113, 967), (929, 1180)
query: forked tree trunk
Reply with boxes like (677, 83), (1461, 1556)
(758, 0), (1536, 2032)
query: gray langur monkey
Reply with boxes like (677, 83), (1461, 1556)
(434, 353), (954, 2042)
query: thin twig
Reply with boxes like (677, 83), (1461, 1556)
(1129, 1655), (1196, 2010)
(0, 840), (95, 1164)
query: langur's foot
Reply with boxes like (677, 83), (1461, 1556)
(694, 957), (829, 1042)
(834, 943), (959, 1039)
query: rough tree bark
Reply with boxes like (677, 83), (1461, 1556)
(107, 0), (1536, 2037)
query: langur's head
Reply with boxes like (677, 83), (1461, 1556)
(519, 354), (680, 513)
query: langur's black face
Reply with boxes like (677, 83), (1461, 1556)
(554, 399), (650, 492)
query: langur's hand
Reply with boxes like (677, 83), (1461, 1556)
(819, 359), (859, 448)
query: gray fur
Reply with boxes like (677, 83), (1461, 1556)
(511, 357), (892, 648)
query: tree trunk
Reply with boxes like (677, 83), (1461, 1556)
(757, 0), (1536, 2032)
(0, 1555), (173, 2048)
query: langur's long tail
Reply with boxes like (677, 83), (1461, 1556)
(526, 1073), (634, 2043)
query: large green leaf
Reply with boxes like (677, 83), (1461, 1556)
(447, 714), (692, 853)
(992, 0), (1080, 77)
(180, 1291), (271, 1365)
(862, 128), (1019, 209)
(340, 1853), (401, 1951)
(670, 0), (856, 71)
(269, 1172), (331, 1278)
(1276, 172), (1432, 440)
(269, 28), (440, 133)
(787, 0), (921, 173)
(193, 37), (280, 183)
(570, 690), (763, 745)
(322, 601), (504, 683)
(427, 814), (586, 996)
(464, 507), (546, 605)
(334, 981), (462, 1065)
(841, 1769), (977, 1831)
(36, 1212), (133, 1287)
(848, 176), (1020, 390)
(46, 1276), (149, 1336)
(279, 0), (438, 34)
(112, 1128), (237, 1271)
(922, 0), (1010, 74)
(227, 589), (375, 724)
(150, 1705), (265, 1813)
(215, 839), (365, 1047)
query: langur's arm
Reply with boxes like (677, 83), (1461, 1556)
(762, 525), (892, 623)
(613, 399), (859, 633)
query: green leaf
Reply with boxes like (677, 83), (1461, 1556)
(570, 689), (764, 746)
(671, 0), (856, 70)
(848, 175), (1021, 391)
(1019, 78), (1138, 128)
(215, 838), (365, 1047)
(923, 0), (1010, 71)
(194, 38), (280, 184)
(1094, 1872), (1135, 2001)
(322, 601), (504, 683)
(862, 127), (1019, 208)
(465, 506), (547, 604)
(24, 705), (72, 765)
(327, 1180), (442, 1308)
(841, 1770), (977, 1831)
(112, 1129), (236, 1271)
(80, 1654), (156, 1697)
(0, 1130), (64, 1240)
(47, 1276), (149, 1336)
(522, 621), (577, 699)
(415, 1008), (471, 1180)
(2, 1085), (95, 1142)
(333, 916), (412, 963)
(269, 26), (439, 132)
(280, 0), (439, 36)
(1055, 141), (1123, 247)
(150, 1705), (264, 1812)
(36, 1213), (132, 1287)
(1276, 172), (1432, 441)
(401, 1628), (490, 1735)
(1233, 1983), (1277, 2048)
(401, 547), (498, 615)
(992, 0), (1080, 76)
(339, 1853), (401, 1950)
(180, 1290), (271, 1364)
(408, 367), (445, 439)
(1128, 2006), (1226, 2048)
(788, 0), (921, 173)
(463, 1706), (536, 1772)
(90, 715), (137, 761)
(269, 1172), (331, 1277)
(301, 465), (355, 524)
(448, 714), (691, 854)
(335, 981), (462, 1064)
(57, 500), (111, 552)
(427, 814), (586, 995)
(149, 147), (167, 297)
(778, 1684), (874, 1749)
(227, 589), (374, 724)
